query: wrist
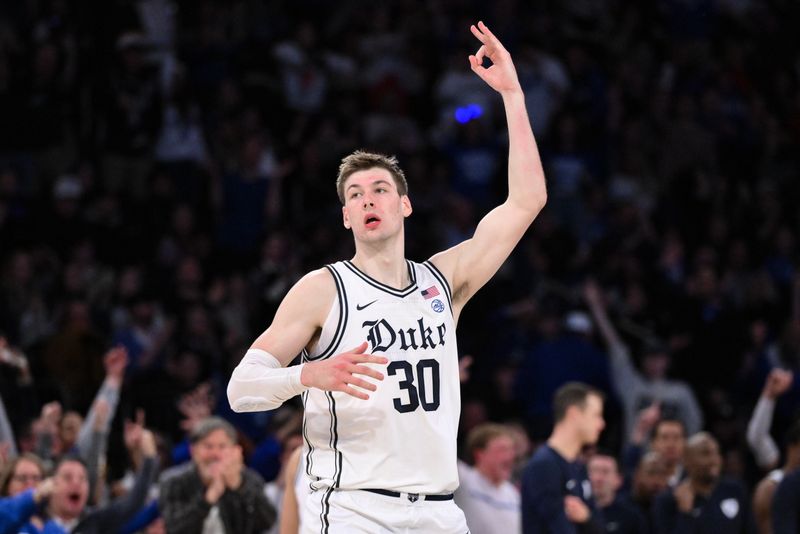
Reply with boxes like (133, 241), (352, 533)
(105, 376), (123, 389)
(500, 87), (524, 101)
(204, 484), (222, 504)
(298, 363), (312, 388)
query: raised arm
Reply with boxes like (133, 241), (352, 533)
(430, 21), (546, 316)
(747, 369), (793, 470)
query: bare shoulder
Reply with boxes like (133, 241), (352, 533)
(280, 267), (337, 321)
(753, 476), (777, 503)
(250, 267), (336, 364)
(429, 242), (469, 302)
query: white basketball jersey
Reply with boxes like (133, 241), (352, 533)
(301, 259), (460, 494)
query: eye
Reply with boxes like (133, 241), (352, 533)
(350, 191), (362, 199)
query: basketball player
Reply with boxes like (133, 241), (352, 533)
(227, 21), (546, 533)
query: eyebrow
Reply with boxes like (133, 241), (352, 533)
(346, 179), (393, 192)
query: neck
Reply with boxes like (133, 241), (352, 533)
(595, 492), (615, 508)
(351, 241), (408, 288)
(690, 477), (716, 496)
(665, 458), (681, 474)
(548, 425), (582, 461)
(475, 464), (503, 488)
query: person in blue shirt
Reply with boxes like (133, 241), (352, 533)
(0, 453), (66, 534)
(521, 382), (606, 533)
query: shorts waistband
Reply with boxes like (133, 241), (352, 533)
(361, 488), (454, 502)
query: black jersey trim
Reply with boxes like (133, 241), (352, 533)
(422, 261), (453, 314)
(343, 260), (418, 297)
(320, 486), (333, 534)
(306, 265), (349, 361)
(301, 382), (316, 489)
(328, 392), (342, 488)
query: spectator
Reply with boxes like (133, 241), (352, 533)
(653, 432), (755, 534)
(629, 452), (670, 532)
(521, 382), (606, 533)
(584, 280), (703, 440)
(624, 418), (687, 490)
(747, 369), (794, 472)
(752, 419), (800, 534)
(455, 423), (521, 534)
(587, 451), (647, 533)
(45, 421), (158, 533)
(157, 417), (275, 533)
(0, 453), (60, 534)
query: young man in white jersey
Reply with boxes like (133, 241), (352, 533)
(227, 21), (546, 533)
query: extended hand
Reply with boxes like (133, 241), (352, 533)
(300, 342), (388, 400)
(468, 21), (521, 95)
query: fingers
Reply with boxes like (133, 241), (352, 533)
(349, 353), (389, 365)
(470, 21), (498, 46)
(348, 341), (368, 355)
(477, 20), (497, 40)
(344, 376), (378, 393)
(347, 363), (385, 382)
(342, 385), (370, 401)
(474, 45), (487, 66)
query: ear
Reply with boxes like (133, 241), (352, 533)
(342, 205), (351, 229)
(401, 195), (413, 218)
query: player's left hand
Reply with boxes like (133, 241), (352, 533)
(468, 21), (521, 95)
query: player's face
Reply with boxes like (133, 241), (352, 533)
(587, 455), (621, 501)
(652, 422), (685, 464)
(50, 461), (89, 520)
(341, 168), (411, 243)
(578, 394), (605, 446)
(191, 429), (236, 483)
(475, 435), (515, 484)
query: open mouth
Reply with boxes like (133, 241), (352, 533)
(364, 214), (381, 229)
(68, 492), (82, 505)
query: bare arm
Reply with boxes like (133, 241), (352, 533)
(747, 369), (793, 470)
(279, 446), (303, 534)
(430, 22), (546, 317)
(228, 269), (388, 412)
(249, 268), (335, 365)
(753, 478), (776, 534)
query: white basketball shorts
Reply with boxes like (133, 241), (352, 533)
(300, 487), (470, 533)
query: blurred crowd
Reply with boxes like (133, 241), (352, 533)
(1, 0), (800, 532)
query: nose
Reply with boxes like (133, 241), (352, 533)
(362, 197), (374, 208)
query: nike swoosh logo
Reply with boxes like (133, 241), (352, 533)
(356, 300), (378, 311)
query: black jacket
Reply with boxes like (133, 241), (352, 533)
(158, 462), (275, 534)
